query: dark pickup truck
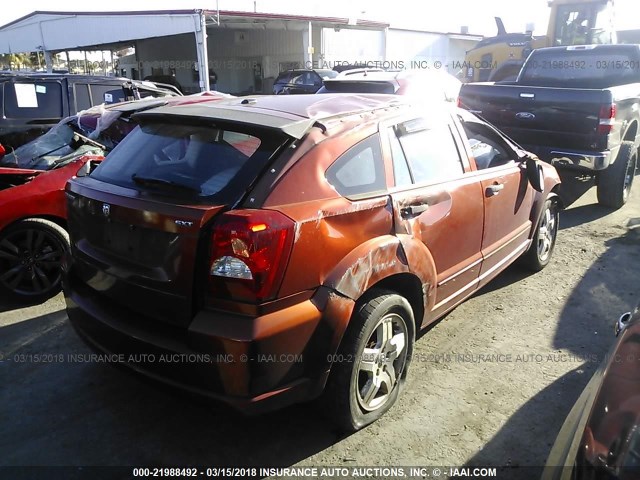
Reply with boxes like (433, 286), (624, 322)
(0, 73), (181, 151)
(459, 44), (640, 208)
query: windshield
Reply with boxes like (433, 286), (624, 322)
(554, 2), (615, 46)
(0, 107), (138, 170)
(316, 69), (338, 80)
(90, 120), (289, 204)
(0, 120), (81, 169)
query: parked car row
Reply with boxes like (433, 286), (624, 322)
(273, 66), (462, 104)
(2, 46), (638, 474)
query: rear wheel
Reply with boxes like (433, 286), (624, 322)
(597, 141), (637, 209)
(0, 218), (69, 303)
(521, 198), (559, 272)
(323, 290), (415, 432)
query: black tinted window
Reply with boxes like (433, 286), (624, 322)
(321, 81), (396, 94)
(75, 84), (91, 110)
(275, 72), (292, 84)
(89, 84), (126, 105)
(292, 72), (314, 85)
(326, 134), (386, 198)
(4, 81), (63, 119)
(91, 121), (287, 204)
(394, 119), (463, 184)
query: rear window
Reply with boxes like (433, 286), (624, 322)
(4, 81), (64, 119)
(519, 49), (640, 88)
(91, 121), (287, 204)
(315, 69), (338, 79)
(320, 81), (396, 94)
(275, 72), (293, 84)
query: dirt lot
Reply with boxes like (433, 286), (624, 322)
(2, 182), (640, 479)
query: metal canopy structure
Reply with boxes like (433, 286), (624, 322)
(0, 9), (389, 89)
(0, 9), (388, 91)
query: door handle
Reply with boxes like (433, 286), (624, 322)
(486, 184), (504, 196)
(401, 204), (429, 218)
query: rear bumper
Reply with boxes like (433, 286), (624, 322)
(525, 144), (620, 172)
(64, 272), (353, 414)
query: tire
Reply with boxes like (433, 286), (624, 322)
(322, 290), (415, 432)
(597, 141), (637, 209)
(0, 218), (70, 303)
(521, 197), (559, 272)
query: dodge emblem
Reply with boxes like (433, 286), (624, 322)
(102, 203), (111, 217)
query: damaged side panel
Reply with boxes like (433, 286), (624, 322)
(323, 236), (410, 300)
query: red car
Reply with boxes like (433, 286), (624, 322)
(0, 93), (232, 302)
(544, 302), (640, 479)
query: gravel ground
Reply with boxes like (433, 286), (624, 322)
(1, 182), (639, 479)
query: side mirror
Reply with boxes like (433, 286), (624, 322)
(526, 157), (545, 193)
(616, 311), (633, 337)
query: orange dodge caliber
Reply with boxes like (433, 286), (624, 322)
(63, 94), (561, 431)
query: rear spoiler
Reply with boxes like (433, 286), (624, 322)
(122, 81), (183, 101)
(133, 108), (317, 140)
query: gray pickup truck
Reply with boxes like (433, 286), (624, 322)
(459, 44), (640, 208)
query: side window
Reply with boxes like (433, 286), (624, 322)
(460, 120), (514, 170)
(388, 129), (413, 188)
(89, 84), (125, 105)
(394, 119), (464, 184)
(275, 72), (292, 84)
(4, 81), (63, 119)
(326, 134), (386, 198)
(75, 84), (91, 111)
(293, 72), (313, 85)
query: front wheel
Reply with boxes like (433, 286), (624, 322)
(0, 218), (70, 303)
(521, 198), (559, 272)
(323, 290), (415, 432)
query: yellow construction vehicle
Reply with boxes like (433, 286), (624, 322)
(461, 0), (616, 82)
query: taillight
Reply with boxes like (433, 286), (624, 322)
(209, 210), (295, 303)
(598, 103), (616, 135)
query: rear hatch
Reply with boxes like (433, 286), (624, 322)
(459, 83), (610, 151)
(66, 113), (295, 327)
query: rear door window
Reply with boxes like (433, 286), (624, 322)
(4, 81), (63, 119)
(90, 121), (288, 204)
(325, 134), (386, 198)
(392, 118), (464, 185)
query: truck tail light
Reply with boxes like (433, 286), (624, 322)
(209, 210), (295, 303)
(598, 103), (616, 135)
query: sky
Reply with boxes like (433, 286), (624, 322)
(1, 0), (638, 35)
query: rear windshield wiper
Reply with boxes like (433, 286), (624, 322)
(131, 174), (201, 194)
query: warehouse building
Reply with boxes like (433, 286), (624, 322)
(0, 9), (481, 94)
